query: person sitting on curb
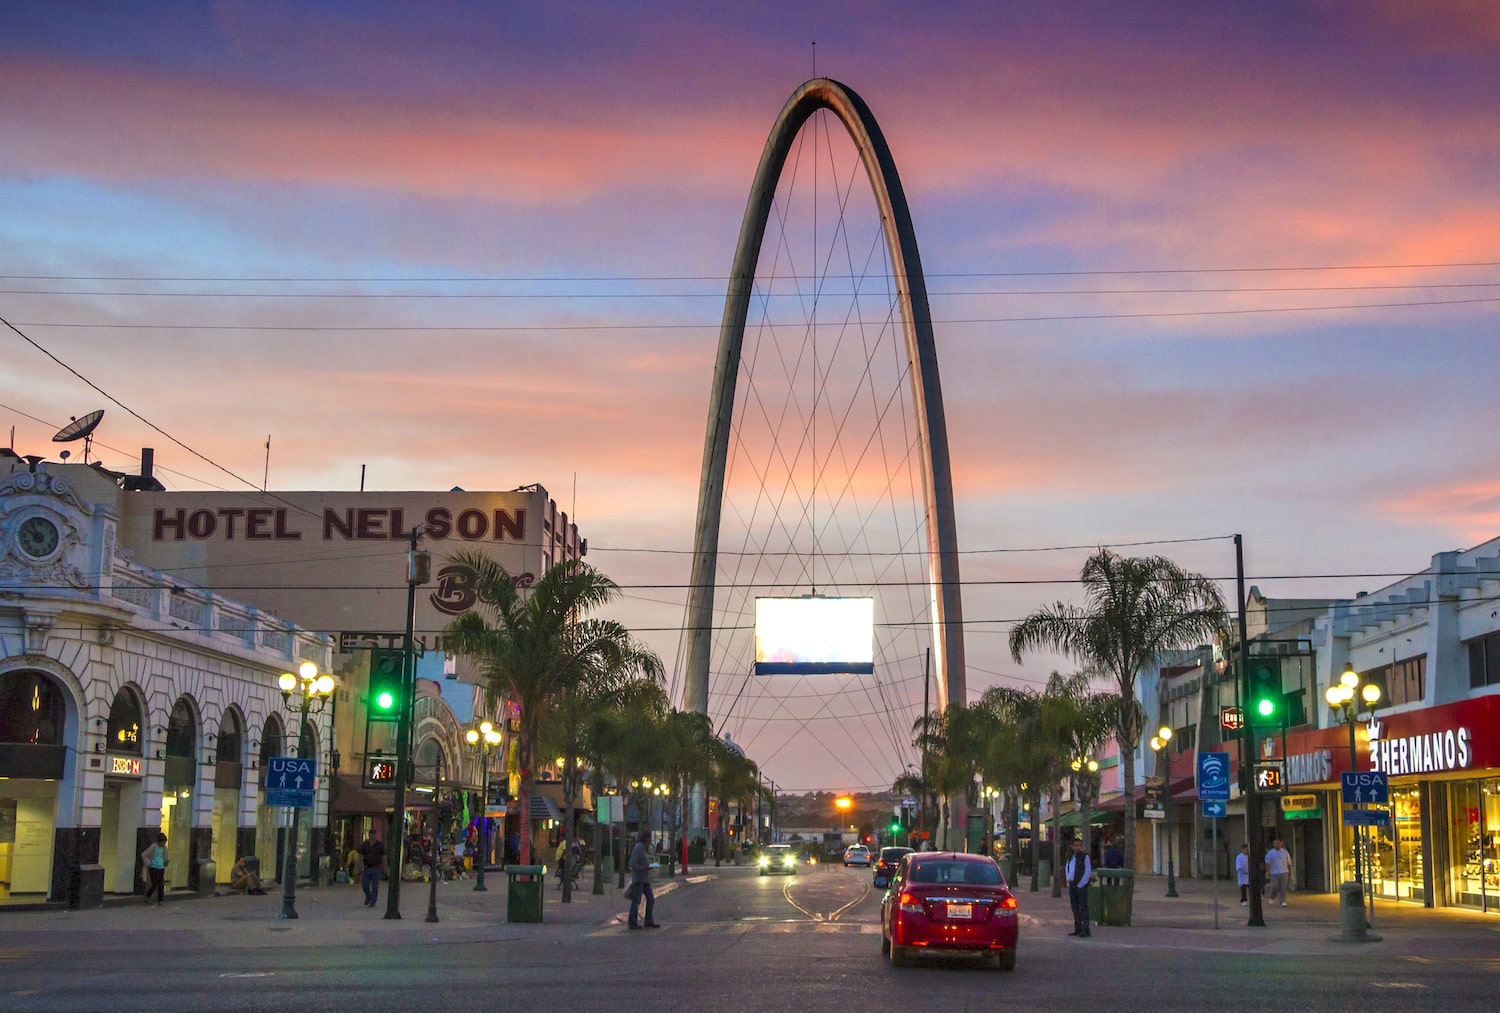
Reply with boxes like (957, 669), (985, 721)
(230, 855), (265, 895)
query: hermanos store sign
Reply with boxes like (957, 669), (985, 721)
(1366, 695), (1498, 778)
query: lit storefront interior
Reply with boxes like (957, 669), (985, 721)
(99, 686), (146, 895)
(0, 670), (67, 903)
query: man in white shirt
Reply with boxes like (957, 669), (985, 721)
(1065, 838), (1093, 938)
(1265, 838), (1292, 907)
(1235, 844), (1251, 905)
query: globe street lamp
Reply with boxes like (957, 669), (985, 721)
(1149, 726), (1178, 898)
(277, 662), (335, 920)
(464, 721), (503, 892)
(1326, 662), (1382, 920)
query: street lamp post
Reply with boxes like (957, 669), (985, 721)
(1149, 726), (1178, 898)
(425, 755), (443, 924)
(1326, 663), (1382, 924)
(465, 721), (502, 892)
(278, 662), (335, 920)
(1069, 757), (1100, 848)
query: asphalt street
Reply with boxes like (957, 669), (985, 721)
(2, 863), (1497, 1012)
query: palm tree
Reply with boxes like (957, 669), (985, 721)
(657, 709), (717, 867)
(587, 681), (670, 888)
(1008, 548), (1226, 872)
(912, 703), (993, 850)
(1040, 671), (1118, 861)
(578, 677), (668, 894)
(443, 554), (662, 868)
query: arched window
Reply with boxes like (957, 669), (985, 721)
(298, 718), (316, 760)
(0, 671), (66, 745)
(164, 698), (196, 759)
(414, 738), (448, 780)
(106, 686), (144, 755)
(216, 711), (243, 763)
(259, 716), (283, 766)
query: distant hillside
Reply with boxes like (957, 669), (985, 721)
(776, 790), (907, 833)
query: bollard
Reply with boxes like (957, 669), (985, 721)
(1335, 882), (1381, 943)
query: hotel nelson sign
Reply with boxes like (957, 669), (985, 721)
(119, 490), (547, 638)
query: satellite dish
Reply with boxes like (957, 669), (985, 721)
(52, 409), (105, 463)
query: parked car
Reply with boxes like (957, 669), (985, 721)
(880, 852), (1018, 971)
(842, 844), (871, 867)
(873, 846), (913, 887)
(758, 843), (799, 876)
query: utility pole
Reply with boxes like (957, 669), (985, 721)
(1236, 534), (1267, 928)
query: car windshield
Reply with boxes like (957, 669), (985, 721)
(768, 846), (791, 853)
(908, 860), (1002, 885)
(880, 848), (911, 861)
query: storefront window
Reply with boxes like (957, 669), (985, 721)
(1370, 785), (1425, 903)
(1449, 779), (1499, 912)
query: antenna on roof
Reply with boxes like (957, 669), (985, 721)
(52, 409), (105, 464)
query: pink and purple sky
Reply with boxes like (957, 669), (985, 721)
(3, 2), (1498, 791)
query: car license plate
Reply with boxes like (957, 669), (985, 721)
(947, 903), (972, 919)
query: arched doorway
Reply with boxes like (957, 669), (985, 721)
(0, 670), (69, 900)
(160, 697), (198, 891)
(255, 715), (284, 878)
(99, 685), (146, 894)
(210, 709), (245, 884)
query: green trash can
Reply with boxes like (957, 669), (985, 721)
(1093, 868), (1134, 926)
(506, 865), (545, 923)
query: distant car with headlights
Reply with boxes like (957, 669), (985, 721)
(873, 846), (913, 887)
(880, 852), (1018, 971)
(759, 843), (799, 876)
(843, 844), (871, 867)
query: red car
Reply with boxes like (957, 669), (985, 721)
(880, 852), (1018, 971)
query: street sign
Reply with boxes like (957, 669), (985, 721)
(1201, 800), (1227, 819)
(266, 756), (317, 809)
(1284, 808), (1323, 821)
(1196, 751), (1231, 802)
(1280, 794), (1319, 812)
(1219, 706), (1243, 732)
(1342, 808), (1392, 828)
(1143, 802), (1166, 820)
(1341, 771), (1389, 805)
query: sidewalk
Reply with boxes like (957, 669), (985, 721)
(0, 866), (674, 952)
(1012, 872), (1500, 958)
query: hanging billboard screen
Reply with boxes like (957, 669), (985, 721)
(754, 596), (875, 675)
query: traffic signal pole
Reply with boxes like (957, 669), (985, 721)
(1236, 534), (1267, 928)
(385, 526), (429, 919)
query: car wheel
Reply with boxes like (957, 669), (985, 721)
(993, 950), (1016, 972)
(881, 933), (891, 956)
(889, 943), (909, 968)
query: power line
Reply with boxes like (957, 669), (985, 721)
(10, 292), (1498, 331)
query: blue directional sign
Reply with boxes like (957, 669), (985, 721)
(1341, 771), (1389, 806)
(1342, 808), (1392, 828)
(266, 756), (317, 809)
(1201, 800), (1227, 819)
(1196, 751), (1232, 802)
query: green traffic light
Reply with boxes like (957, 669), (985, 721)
(1256, 697), (1275, 717)
(376, 690), (395, 710)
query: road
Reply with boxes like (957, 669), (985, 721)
(3, 863), (1496, 1012)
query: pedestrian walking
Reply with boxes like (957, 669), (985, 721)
(1236, 844), (1251, 905)
(627, 830), (660, 930)
(358, 833), (386, 907)
(1265, 838), (1293, 907)
(141, 833), (168, 905)
(1064, 837), (1092, 938)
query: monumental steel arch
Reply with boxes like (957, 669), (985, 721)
(684, 78), (967, 727)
